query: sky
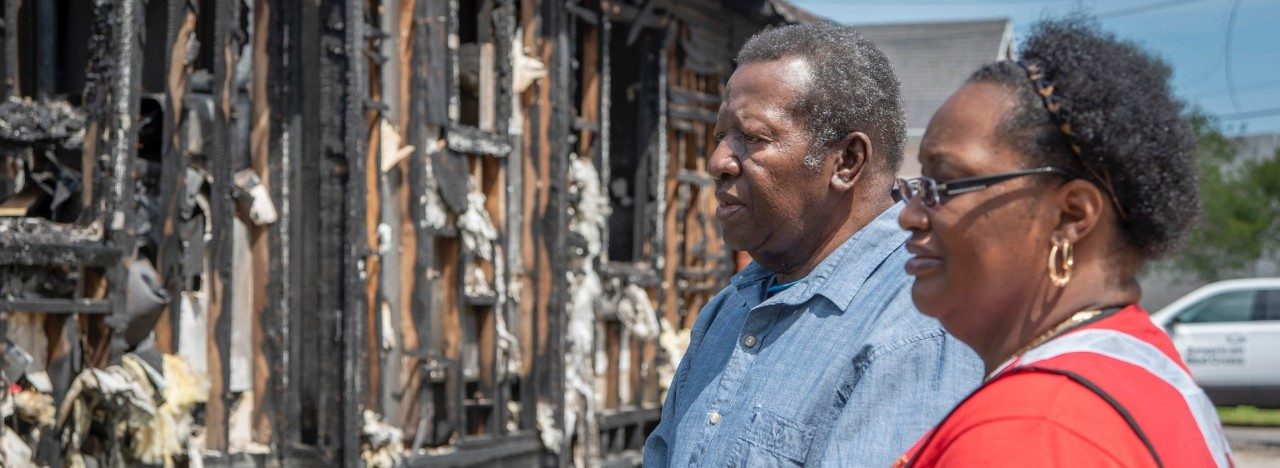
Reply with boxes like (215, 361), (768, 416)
(792, 0), (1280, 135)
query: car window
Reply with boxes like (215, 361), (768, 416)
(1178, 290), (1256, 324)
(1260, 289), (1280, 321)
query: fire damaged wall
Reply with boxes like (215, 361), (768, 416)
(0, 0), (816, 466)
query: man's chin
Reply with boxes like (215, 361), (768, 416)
(720, 234), (755, 253)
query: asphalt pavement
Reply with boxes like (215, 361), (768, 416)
(1227, 426), (1280, 467)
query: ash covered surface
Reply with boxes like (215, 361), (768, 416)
(0, 97), (87, 149)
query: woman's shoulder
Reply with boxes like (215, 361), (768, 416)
(927, 370), (1155, 466)
(953, 371), (1108, 423)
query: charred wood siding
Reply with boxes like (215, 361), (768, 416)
(0, 0), (803, 465)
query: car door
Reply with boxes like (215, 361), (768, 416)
(1169, 289), (1256, 388)
(1247, 289), (1280, 406)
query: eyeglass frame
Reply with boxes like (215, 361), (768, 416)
(891, 166), (1076, 207)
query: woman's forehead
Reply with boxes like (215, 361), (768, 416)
(921, 83), (1021, 169)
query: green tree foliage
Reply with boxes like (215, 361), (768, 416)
(1168, 113), (1280, 281)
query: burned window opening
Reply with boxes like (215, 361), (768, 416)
(606, 26), (659, 264)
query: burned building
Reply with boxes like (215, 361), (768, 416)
(0, 0), (818, 466)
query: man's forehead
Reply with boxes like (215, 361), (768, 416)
(724, 56), (813, 99)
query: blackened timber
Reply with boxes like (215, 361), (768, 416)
(34, 0), (56, 98)
(495, 0), (517, 434)
(101, 0), (145, 362)
(405, 432), (543, 467)
(494, 0), (515, 135)
(675, 168), (712, 186)
(341, 0), (371, 464)
(669, 85), (719, 106)
(155, 0), (198, 355)
(0, 299), (111, 314)
(424, 0), (448, 125)
(274, 0), (302, 452)
(598, 12), (611, 260)
(446, 125), (513, 156)
(313, 0), (351, 455)
(571, 117), (599, 133)
(599, 261), (660, 288)
(446, 0), (459, 122)
(1, 0), (15, 98)
(548, 0), (572, 462)
(565, 1), (598, 26)
(205, 0), (239, 451)
(598, 407), (661, 430)
(403, 0), (435, 438)
(0, 221), (117, 266)
(668, 102), (716, 124)
(625, 0), (655, 46)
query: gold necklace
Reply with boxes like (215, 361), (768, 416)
(988, 309), (1103, 380)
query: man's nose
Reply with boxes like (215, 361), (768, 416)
(707, 139), (741, 181)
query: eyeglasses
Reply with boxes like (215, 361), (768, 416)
(892, 166), (1075, 208)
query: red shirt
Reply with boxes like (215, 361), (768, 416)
(898, 306), (1230, 467)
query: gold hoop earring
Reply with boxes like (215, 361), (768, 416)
(1048, 237), (1074, 287)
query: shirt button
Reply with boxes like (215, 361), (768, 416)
(709, 411), (721, 426)
(742, 334), (757, 348)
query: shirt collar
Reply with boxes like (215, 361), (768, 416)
(730, 203), (909, 311)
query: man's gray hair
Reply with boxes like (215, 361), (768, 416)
(737, 23), (907, 173)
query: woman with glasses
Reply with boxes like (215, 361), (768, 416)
(892, 18), (1232, 467)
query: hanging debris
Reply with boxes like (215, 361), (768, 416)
(232, 169), (278, 226)
(360, 410), (405, 468)
(657, 318), (692, 402)
(0, 429), (38, 468)
(57, 354), (208, 468)
(560, 153), (610, 462)
(610, 283), (659, 341)
(458, 181), (499, 262)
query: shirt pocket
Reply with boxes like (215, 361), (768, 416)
(733, 408), (816, 466)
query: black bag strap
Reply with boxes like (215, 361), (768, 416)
(904, 366), (1164, 468)
(1018, 366), (1165, 468)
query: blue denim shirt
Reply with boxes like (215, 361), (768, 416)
(643, 204), (982, 467)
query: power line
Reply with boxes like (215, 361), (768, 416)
(1224, 0), (1243, 112)
(1097, 0), (1211, 18)
(1188, 79), (1280, 99)
(1217, 107), (1280, 121)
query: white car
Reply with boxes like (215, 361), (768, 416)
(1150, 278), (1280, 408)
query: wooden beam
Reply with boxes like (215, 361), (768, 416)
(249, 0), (276, 447)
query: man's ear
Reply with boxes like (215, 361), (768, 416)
(1054, 179), (1106, 243)
(831, 131), (871, 192)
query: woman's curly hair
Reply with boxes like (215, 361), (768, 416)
(969, 17), (1198, 259)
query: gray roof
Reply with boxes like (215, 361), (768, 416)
(853, 19), (1014, 131)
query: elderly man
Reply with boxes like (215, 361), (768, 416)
(643, 23), (981, 466)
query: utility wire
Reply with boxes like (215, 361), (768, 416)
(1097, 0), (1211, 18)
(1217, 107), (1280, 121)
(1188, 79), (1280, 99)
(1224, 0), (1243, 112)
